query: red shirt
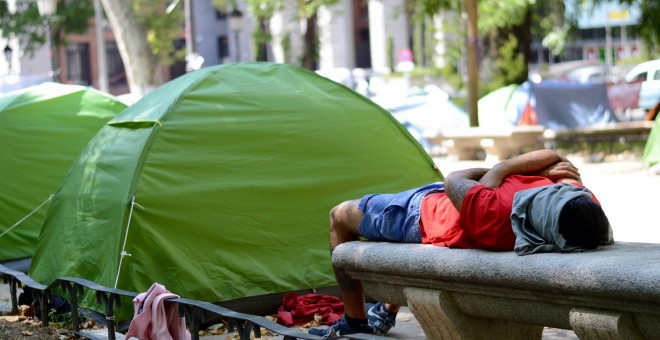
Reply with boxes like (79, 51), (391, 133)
(420, 174), (582, 250)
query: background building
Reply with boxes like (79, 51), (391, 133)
(531, 1), (643, 67)
(1, 0), (651, 96)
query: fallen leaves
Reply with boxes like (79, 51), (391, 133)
(0, 315), (26, 323)
(299, 313), (322, 330)
(195, 321), (279, 339)
(19, 304), (33, 317)
(199, 322), (226, 336)
(0, 318), (61, 339)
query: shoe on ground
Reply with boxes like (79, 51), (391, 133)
(308, 315), (374, 338)
(366, 302), (397, 335)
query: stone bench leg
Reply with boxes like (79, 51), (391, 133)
(480, 138), (511, 163)
(404, 287), (543, 340)
(569, 308), (645, 340)
(442, 140), (482, 160)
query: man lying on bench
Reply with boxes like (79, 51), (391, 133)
(308, 149), (614, 337)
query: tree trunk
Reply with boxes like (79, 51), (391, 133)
(100, 0), (163, 96)
(464, 0), (479, 127)
(301, 12), (318, 70)
(484, 5), (532, 87)
(512, 6), (532, 84)
(255, 18), (269, 61)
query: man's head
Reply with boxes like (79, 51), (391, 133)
(511, 183), (613, 255)
(558, 195), (610, 249)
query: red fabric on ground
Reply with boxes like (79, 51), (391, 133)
(276, 292), (343, 326)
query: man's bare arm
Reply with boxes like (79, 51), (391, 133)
(444, 150), (580, 212)
(445, 168), (489, 211)
(478, 149), (577, 188)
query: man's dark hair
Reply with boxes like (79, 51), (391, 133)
(558, 196), (610, 249)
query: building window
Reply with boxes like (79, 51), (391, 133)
(215, 10), (226, 20)
(217, 36), (229, 63)
(106, 43), (127, 86)
(66, 43), (91, 85)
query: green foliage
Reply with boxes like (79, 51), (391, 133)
(245, 0), (279, 18)
(413, 15), (423, 66)
(252, 21), (272, 61)
(296, 0), (339, 18)
(1, 0), (185, 66)
(534, 1), (569, 36)
(475, 1), (534, 95)
(0, 0), (94, 55)
(411, 0), (456, 17)
(407, 1), (440, 69)
(635, 0), (659, 54)
(542, 28), (568, 56)
(424, 17), (435, 67)
(281, 33), (291, 63)
(490, 34), (526, 92)
(533, 1), (570, 56)
(439, 67), (466, 107)
(212, 0), (237, 11)
(246, 2), (279, 62)
(435, 8), (465, 92)
(132, 0), (185, 65)
(387, 36), (394, 71)
(47, 309), (85, 329)
(478, 0), (534, 33)
(0, 2), (46, 54)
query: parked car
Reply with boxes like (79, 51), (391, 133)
(624, 59), (660, 110)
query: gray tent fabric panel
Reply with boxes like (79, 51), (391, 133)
(531, 81), (618, 130)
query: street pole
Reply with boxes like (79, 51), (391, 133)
(228, 9), (243, 62)
(605, 24), (612, 68)
(184, 0), (195, 71)
(235, 31), (240, 62)
(94, 0), (109, 92)
(38, 0), (59, 82)
(464, 0), (479, 127)
(3, 44), (12, 76)
(48, 20), (60, 82)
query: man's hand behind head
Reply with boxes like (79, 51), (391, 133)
(536, 161), (582, 183)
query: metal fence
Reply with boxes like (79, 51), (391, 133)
(0, 264), (382, 340)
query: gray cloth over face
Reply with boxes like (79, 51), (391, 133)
(511, 183), (600, 255)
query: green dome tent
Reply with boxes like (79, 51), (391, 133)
(30, 63), (442, 317)
(0, 83), (127, 264)
(643, 117), (660, 166)
(478, 84), (518, 128)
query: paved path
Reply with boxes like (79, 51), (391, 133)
(2, 156), (657, 339)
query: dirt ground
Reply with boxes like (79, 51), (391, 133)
(0, 318), (63, 339)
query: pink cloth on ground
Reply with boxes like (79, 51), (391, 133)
(125, 283), (191, 340)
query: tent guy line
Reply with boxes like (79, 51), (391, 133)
(115, 195), (141, 289)
(0, 194), (54, 239)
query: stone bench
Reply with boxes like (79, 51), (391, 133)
(543, 121), (655, 154)
(429, 125), (545, 161)
(333, 241), (660, 339)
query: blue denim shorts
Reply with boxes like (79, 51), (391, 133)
(358, 182), (444, 243)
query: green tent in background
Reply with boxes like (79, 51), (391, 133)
(643, 117), (660, 166)
(0, 83), (127, 263)
(30, 63), (442, 318)
(478, 84), (519, 128)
